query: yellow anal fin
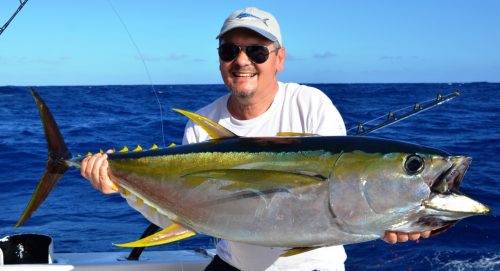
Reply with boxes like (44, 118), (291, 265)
(114, 223), (196, 248)
(280, 247), (318, 257)
(276, 132), (318, 137)
(172, 108), (237, 140)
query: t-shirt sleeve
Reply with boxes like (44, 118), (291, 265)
(314, 97), (346, 136)
(302, 87), (346, 136)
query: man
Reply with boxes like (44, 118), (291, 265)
(82, 7), (430, 271)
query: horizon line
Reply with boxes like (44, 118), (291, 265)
(1, 81), (496, 88)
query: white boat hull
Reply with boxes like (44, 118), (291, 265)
(0, 250), (212, 271)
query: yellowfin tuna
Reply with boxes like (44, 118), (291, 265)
(17, 88), (490, 251)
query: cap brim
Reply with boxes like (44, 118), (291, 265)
(217, 25), (278, 43)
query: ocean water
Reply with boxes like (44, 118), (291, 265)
(0, 83), (498, 270)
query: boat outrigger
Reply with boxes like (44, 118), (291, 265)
(0, 0), (29, 37)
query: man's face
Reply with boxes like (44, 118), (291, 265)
(219, 28), (284, 100)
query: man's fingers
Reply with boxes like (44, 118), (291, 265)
(81, 156), (89, 178)
(91, 154), (106, 186)
(83, 154), (99, 184)
(99, 158), (118, 194)
(408, 232), (421, 241)
(383, 231), (397, 244)
(98, 158), (109, 184)
(80, 152), (118, 194)
(421, 230), (431, 239)
(383, 231), (428, 244)
(397, 232), (409, 242)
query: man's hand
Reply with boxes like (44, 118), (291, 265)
(81, 150), (118, 194)
(383, 230), (431, 244)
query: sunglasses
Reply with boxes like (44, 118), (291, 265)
(218, 43), (278, 64)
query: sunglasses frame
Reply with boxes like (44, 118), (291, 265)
(218, 42), (279, 64)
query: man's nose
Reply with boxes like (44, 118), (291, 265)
(233, 48), (252, 66)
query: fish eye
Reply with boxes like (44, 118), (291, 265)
(404, 154), (425, 175)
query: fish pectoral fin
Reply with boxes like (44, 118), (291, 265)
(276, 132), (319, 137)
(114, 223), (196, 248)
(280, 247), (319, 257)
(172, 108), (237, 140)
(183, 169), (325, 191)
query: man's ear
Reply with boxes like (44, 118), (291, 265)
(276, 47), (286, 72)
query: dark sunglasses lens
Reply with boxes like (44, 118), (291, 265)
(218, 44), (240, 62)
(246, 45), (270, 64)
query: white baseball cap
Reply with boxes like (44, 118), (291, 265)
(217, 7), (282, 47)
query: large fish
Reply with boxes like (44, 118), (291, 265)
(17, 89), (490, 252)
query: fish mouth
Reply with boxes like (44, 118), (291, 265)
(424, 156), (490, 215)
(415, 156), (490, 234)
(431, 156), (471, 193)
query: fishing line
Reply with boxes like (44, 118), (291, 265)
(106, 0), (166, 148)
(106, 2), (187, 265)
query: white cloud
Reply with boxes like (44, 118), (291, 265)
(312, 52), (336, 59)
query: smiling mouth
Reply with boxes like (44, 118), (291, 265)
(232, 71), (257, 78)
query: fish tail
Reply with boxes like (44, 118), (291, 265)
(15, 88), (72, 227)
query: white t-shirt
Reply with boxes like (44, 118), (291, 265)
(183, 82), (347, 271)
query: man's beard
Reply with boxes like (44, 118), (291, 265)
(231, 89), (255, 99)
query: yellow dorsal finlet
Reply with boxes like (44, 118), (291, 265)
(149, 144), (159, 150)
(168, 143), (176, 148)
(133, 145), (143, 152)
(119, 146), (129, 153)
(172, 108), (237, 140)
(84, 149), (106, 157)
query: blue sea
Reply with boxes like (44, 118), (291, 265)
(0, 83), (498, 270)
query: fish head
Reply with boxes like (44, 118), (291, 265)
(377, 153), (490, 232)
(329, 148), (490, 234)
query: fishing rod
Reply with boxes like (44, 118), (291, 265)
(0, 0), (29, 37)
(350, 91), (460, 136)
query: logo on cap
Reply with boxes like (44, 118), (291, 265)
(235, 12), (269, 26)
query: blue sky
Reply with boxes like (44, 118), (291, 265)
(1, 1), (499, 85)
